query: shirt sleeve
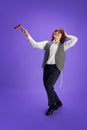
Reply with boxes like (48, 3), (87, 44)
(64, 35), (78, 51)
(27, 34), (49, 49)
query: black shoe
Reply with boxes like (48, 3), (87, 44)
(54, 101), (62, 110)
(45, 106), (54, 116)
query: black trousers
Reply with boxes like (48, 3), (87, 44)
(43, 64), (61, 106)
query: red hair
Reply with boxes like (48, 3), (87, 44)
(51, 28), (66, 44)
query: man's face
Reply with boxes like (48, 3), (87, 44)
(53, 31), (62, 41)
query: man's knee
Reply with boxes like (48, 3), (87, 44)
(45, 82), (54, 91)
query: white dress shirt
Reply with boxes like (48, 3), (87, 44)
(27, 34), (78, 64)
(46, 41), (59, 64)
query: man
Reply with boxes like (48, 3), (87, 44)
(21, 27), (78, 116)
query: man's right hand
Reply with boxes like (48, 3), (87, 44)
(21, 27), (29, 37)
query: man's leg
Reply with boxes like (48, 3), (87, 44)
(43, 64), (62, 115)
(43, 64), (61, 106)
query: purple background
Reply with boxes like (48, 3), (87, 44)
(0, 0), (87, 129)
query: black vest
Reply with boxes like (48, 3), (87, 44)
(42, 41), (65, 71)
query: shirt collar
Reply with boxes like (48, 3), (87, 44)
(53, 40), (60, 44)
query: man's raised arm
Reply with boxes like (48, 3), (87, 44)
(21, 27), (48, 49)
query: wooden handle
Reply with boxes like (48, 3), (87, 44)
(14, 24), (22, 29)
